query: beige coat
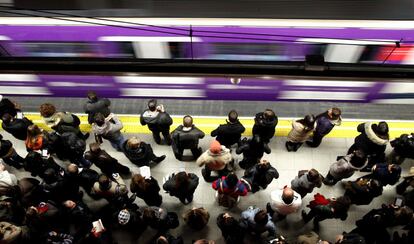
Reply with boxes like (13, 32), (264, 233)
(287, 120), (315, 143)
(91, 174), (128, 198)
(196, 146), (232, 171)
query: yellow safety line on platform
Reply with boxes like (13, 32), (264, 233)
(2, 114), (412, 139)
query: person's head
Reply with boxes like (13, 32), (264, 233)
(372, 121), (389, 140)
(228, 110), (239, 123)
(258, 159), (270, 171)
(367, 179), (382, 191)
(395, 206), (413, 225)
(303, 114), (316, 129)
(1, 113), (12, 124)
(127, 137), (141, 150)
(87, 91), (98, 101)
(175, 172), (190, 189)
(388, 164), (402, 175)
(27, 124), (42, 138)
(329, 107), (342, 120)
(67, 164), (79, 176)
(263, 109), (275, 120)
(143, 207), (156, 222)
(39, 103), (56, 117)
(94, 113), (105, 127)
(282, 187), (294, 204)
(130, 174), (148, 192)
(148, 99), (157, 111)
(155, 236), (169, 244)
(185, 208), (209, 230)
(98, 174), (111, 191)
(63, 200), (76, 209)
(254, 209), (268, 226)
(218, 212), (236, 226)
(43, 168), (57, 184)
(118, 209), (131, 225)
(225, 173), (238, 188)
(183, 115), (193, 127)
(89, 142), (101, 153)
(209, 140), (221, 154)
(350, 150), (367, 168)
(307, 168), (322, 183)
(332, 196), (351, 213)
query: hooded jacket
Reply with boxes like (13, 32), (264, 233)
(1, 118), (33, 140)
(196, 146), (232, 170)
(211, 121), (245, 147)
(353, 122), (388, 157)
(122, 141), (155, 167)
(252, 112), (278, 142)
(83, 98), (111, 124)
(287, 120), (316, 143)
(0, 97), (18, 117)
(329, 154), (368, 180)
(314, 111), (342, 136)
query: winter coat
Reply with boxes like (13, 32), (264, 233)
(85, 149), (129, 175)
(91, 174), (128, 198)
(62, 201), (94, 226)
(130, 177), (162, 207)
(0, 137), (13, 158)
(74, 168), (100, 193)
(92, 114), (123, 141)
(351, 122), (388, 160)
(287, 120), (316, 143)
(84, 98), (111, 124)
(1, 118), (33, 140)
(240, 207), (276, 237)
(43, 112), (80, 134)
(211, 121), (245, 147)
(212, 176), (248, 198)
(25, 133), (47, 152)
(216, 214), (245, 243)
(196, 146), (232, 171)
(140, 110), (173, 130)
(0, 98), (18, 117)
(61, 132), (86, 158)
(163, 173), (199, 200)
(314, 111), (341, 136)
(144, 206), (169, 230)
(329, 154), (368, 180)
(171, 125), (205, 150)
(344, 178), (383, 205)
(270, 189), (302, 216)
(243, 164), (279, 192)
(236, 138), (271, 160)
(291, 172), (322, 197)
(252, 112), (278, 142)
(122, 141), (155, 167)
(371, 163), (401, 186)
(390, 133), (414, 158)
(24, 152), (62, 178)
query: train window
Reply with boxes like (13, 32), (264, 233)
(13, 42), (99, 57)
(168, 42), (187, 59)
(111, 42), (136, 58)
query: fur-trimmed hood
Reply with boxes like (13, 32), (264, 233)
(365, 122), (388, 146)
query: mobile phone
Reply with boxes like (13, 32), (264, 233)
(42, 149), (49, 157)
(394, 197), (404, 207)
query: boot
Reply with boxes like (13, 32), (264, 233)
(152, 155), (166, 164)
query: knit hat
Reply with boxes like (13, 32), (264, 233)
(210, 140), (221, 154)
(118, 209), (130, 225)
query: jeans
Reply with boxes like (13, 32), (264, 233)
(109, 134), (125, 152)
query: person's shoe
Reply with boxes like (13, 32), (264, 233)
(153, 155), (166, 163)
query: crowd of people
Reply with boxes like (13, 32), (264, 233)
(0, 93), (414, 244)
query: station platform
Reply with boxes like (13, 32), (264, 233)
(2, 110), (414, 243)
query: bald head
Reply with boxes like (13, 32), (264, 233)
(67, 164), (78, 174)
(282, 187), (294, 204)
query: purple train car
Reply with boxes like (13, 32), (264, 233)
(1, 18), (414, 103)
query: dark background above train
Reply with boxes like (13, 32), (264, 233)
(6, 0), (414, 20)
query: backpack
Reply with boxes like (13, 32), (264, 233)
(217, 181), (238, 208)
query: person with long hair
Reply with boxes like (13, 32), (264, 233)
(286, 114), (316, 152)
(163, 171), (199, 204)
(130, 173), (162, 207)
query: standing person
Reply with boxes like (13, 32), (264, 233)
(388, 133), (414, 165)
(171, 115), (205, 160)
(39, 103), (89, 140)
(196, 140), (233, 182)
(343, 178), (383, 205)
(91, 174), (129, 204)
(84, 142), (130, 176)
(122, 137), (166, 167)
(92, 113), (125, 151)
(347, 121), (389, 171)
(0, 95), (19, 118)
(306, 107), (342, 147)
(25, 125), (48, 152)
(130, 173), (163, 207)
(66, 163), (100, 195)
(291, 168), (323, 198)
(140, 99), (173, 145)
(267, 187), (302, 221)
(143, 206), (179, 234)
(236, 135), (271, 170)
(302, 195), (351, 230)
(1, 113), (33, 140)
(286, 114), (316, 152)
(212, 173), (248, 208)
(83, 91), (111, 124)
(369, 163), (401, 186)
(242, 159), (279, 193)
(0, 134), (24, 169)
(240, 206), (276, 239)
(163, 171), (199, 204)
(217, 213), (245, 244)
(61, 132), (91, 168)
(323, 150), (368, 186)
(252, 109), (278, 143)
(182, 207), (210, 231)
(211, 110), (245, 149)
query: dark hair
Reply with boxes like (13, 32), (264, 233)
(39, 103), (56, 117)
(303, 114), (316, 130)
(263, 109), (275, 120)
(183, 115), (193, 127)
(395, 206), (413, 225)
(254, 209), (268, 225)
(175, 172), (190, 189)
(130, 174), (148, 192)
(148, 99), (157, 111)
(143, 207), (156, 222)
(87, 91), (97, 99)
(98, 174), (111, 191)
(217, 213), (236, 227)
(331, 107), (341, 119)
(43, 168), (57, 184)
(184, 208), (209, 230)
(27, 124), (42, 137)
(94, 113), (105, 126)
(225, 173), (238, 188)
(350, 150), (367, 168)
(307, 169), (322, 183)
(282, 188), (294, 204)
(228, 110), (238, 123)
(332, 196), (351, 214)
(89, 142), (101, 153)
(1, 113), (12, 124)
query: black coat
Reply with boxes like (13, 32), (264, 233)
(252, 112), (278, 142)
(0, 98), (18, 117)
(130, 177), (162, 207)
(1, 118), (33, 140)
(84, 98), (111, 124)
(236, 138), (271, 161)
(85, 149), (130, 175)
(211, 121), (245, 147)
(391, 133), (414, 159)
(122, 141), (156, 167)
(349, 123), (387, 163)
(76, 168), (100, 194)
(344, 179), (383, 205)
(61, 132), (86, 158)
(243, 164), (279, 192)
(0, 136), (13, 157)
(217, 214), (245, 243)
(140, 110), (173, 131)
(171, 125), (205, 150)
(24, 151), (62, 178)
(163, 173), (199, 200)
